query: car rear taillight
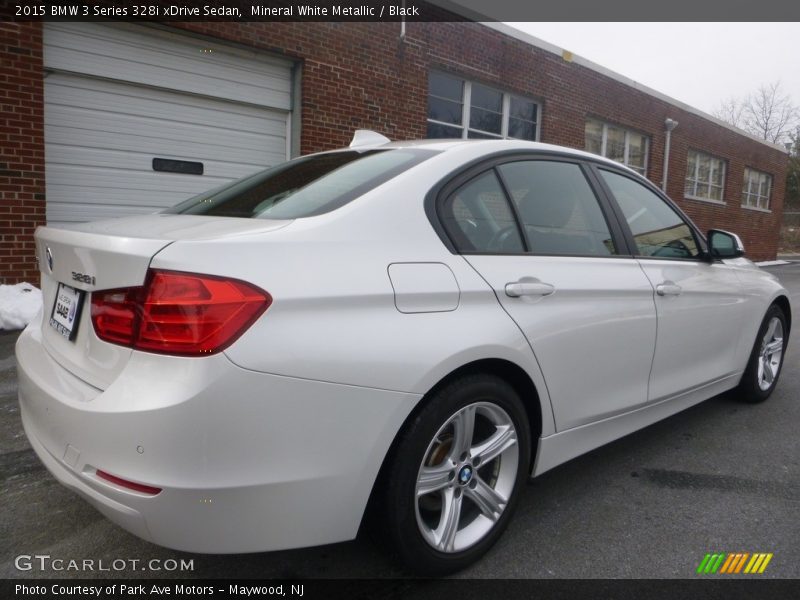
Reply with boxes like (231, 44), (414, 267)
(91, 270), (271, 356)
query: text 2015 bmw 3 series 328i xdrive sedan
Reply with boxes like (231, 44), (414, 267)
(17, 132), (790, 574)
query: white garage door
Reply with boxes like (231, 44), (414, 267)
(44, 23), (294, 225)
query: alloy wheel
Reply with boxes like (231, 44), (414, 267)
(757, 316), (784, 391)
(414, 402), (519, 553)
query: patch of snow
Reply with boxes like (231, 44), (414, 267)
(755, 260), (791, 267)
(0, 283), (43, 330)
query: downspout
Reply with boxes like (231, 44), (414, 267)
(662, 118), (678, 192)
(400, 0), (406, 40)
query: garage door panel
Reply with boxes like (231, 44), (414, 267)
(46, 81), (287, 134)
(45, 127), (286, 165)
(45, 23), (292, 109)
(45, 126), (286, 164)
(47, 145), (274, 175)
(48, 185), (208, 207)
(47, 165), (247, 194)
(46, 106), (285, 152)
(45, 47), (290, 110)
(47, 73), (288, 121)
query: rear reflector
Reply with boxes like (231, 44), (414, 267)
(96, 470), (162, 495)
(91, 270), (271, 356)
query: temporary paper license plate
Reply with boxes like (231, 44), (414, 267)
(49, 282), (85, 341)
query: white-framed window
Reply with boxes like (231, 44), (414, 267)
(742, 167), (772, 211)
(685, 149), (726, 202)
(426, 71), (538, 141)
(584, 118), (649, 175)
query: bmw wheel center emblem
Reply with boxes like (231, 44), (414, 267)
(458, 465), (473, 485)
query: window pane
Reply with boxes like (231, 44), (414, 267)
(708, 186), (722, 201)
(600, 169), (700, 259)
(469, 107), (502, 134)
(584, 120), (603, 155)
(628, 134), (647, 170)
(443, 171), (523, 253)
(427, 122), (463, 139)
(427, 96), (462, 125)
(759, 174), (770, 197)
(606, 126), (625, 163)
(499, 161), (617, 256)
(508, 118), (535, 140)
(697, 154), (711, 184)
(510, 96), (536, 121)
(470, 83), (503, 112)
(710, 159), (724, 186)
(686, 150), (698, 180)
(429, 72), (463, 102)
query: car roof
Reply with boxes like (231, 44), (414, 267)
(344, 137), (639, 174)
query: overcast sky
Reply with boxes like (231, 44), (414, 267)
(505, 23), (800, 117)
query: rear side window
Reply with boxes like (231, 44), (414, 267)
(441, 171), (524, 253)
(498, 161), (618, 256)
(599, 169), (701, 259)
(164, 149), (436, 219)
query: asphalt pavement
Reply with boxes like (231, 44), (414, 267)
(2, 264), (799, 579)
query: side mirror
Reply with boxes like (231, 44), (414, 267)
(707, 229), (745, 260)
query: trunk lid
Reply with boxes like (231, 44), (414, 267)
(35, 215), (291, 390)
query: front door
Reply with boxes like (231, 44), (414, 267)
(595, 168), (745, 402)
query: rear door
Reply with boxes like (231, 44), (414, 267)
(441, 157), (657, 431)
(594, 168), (745, 402)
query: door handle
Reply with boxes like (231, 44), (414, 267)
(505, 281), (555, 298)
(656, 281), (682, 296)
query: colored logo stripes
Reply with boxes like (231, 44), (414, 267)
(696, 552), (773, 574)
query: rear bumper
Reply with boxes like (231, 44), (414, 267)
(16, 323), (419, 553)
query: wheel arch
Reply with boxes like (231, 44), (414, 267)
(359, 357), (543, 535)
(773, 294), (792, 334)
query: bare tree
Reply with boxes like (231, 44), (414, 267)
(712, 97), (745, 129)
(745, 81), (799, 144)
(712, 81), (799, 145)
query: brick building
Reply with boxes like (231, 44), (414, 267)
(0, 20), (789, 283)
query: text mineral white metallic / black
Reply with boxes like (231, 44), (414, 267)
(17, 132), (790, 574)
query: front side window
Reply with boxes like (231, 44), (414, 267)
(685, 149), (726, 202)
(600, 169), (701, 259)
(742, 167), (772, 210)
(164, 149), (436, 219)
(584, 118), (648, 175)
(498, 161), (617, 256)
(427, 72), (538, 141)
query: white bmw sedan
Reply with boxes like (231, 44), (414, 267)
(17, 133), (790, 574)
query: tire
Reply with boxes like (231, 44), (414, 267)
(380, 373), (531, 575)
(736, 304), (788, 403)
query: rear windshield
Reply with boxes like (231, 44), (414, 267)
(164, 149), (437, 219)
